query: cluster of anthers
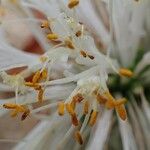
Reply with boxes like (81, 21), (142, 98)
(1, 0), (135, 145)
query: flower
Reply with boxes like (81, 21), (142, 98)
(0, 0), (150, 150)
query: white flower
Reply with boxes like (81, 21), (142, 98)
(0, 0), (150, 150)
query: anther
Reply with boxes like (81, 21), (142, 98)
(65, 39), (75, 49)
(58, 102), (65, 116)
(74, 131), (83, 145)
(71, 113), (79, 126)
(116, 105), (127, 121)
(68, 0), (79, 9)
(89, 111), (98, 126)
(41, 20), (49, 28)
(96, 93), (107, 104)
(72, 93), (84, 103)
(88, 55), (94, 60)
(3, 103), (18, 109)
(80, 50), (87, 58)
(83, 101), (89, 114)
(21, 109), (30, 121)
(119, 68), (133, 77)
(75, 30), (82, 37)
(32, 70), (41, 84)
(38, 88), (44, 103)
(47, 33), (58, 40)
(41, 68), (48, 80)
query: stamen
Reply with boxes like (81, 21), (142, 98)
(66, 103), (79, 126)
(119, 68), (133, 77)
(83, 101), (89, 114)
(80, 50), (87, 58)
(65, 39), (75, 49)
(74, 131), (83, 145)
(68, 0), (79, 9)
(47, 33), (59, 40)
(58, 102), (65, 116)
(41, 20), (49, 28)
(72, 93), (84, 103)
(89, 111), (98, 126)
(11, 110), (18, 117)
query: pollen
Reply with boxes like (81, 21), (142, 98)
(119, 68), (133, 77)
(74, 131), (83, 145)
(58, 102), (65, 116)
(41, 20), (49, 28)
(89, 111), (98, 126)
(47, 33), (59, 40)
(68, 0), (79, 9)
(96, 93), (107, 104)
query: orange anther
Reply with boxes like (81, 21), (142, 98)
(72, 93), (84, 103)
(116, 105), (127, 121)
(66, 103), (74, 115)
(119, 68), (133, 77)
(68, 0), (79, 9)
(75, 131), (83, 145)
(89, 111), (98, 126)
(65, 39), (75, 49)
(71, 113), (79, 126)
(3, 103), (18, 109)
(96, 93), (107, 104)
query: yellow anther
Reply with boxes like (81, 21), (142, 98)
(72, 93), (84, 103)
(38, 88), (44, 103)
(116, 105), (127, 121)
(89, 111), (98, 126)
(41, 20), (49, 28)
(119, 68), (133, 77)
(80, 50), (87, 58)
(74, 131), (83, 145)
(47, 33), (58, 40)
(66, 103), (74, 115)
(58, 102), (65, 116)
(70, 100), (76, 110)
(65, 39), (75, 49)
(68, 0), (79, 9)
(114, 98), (127, 106)
(25, 82), (41, 89)
(75, 30), (82, 37)
(83, 101), (89, 114)
(32, 70), (41, 84)
(41, 68), (48, 80)
(40, 56), (48, 63)
(3, 103), (18, 109)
